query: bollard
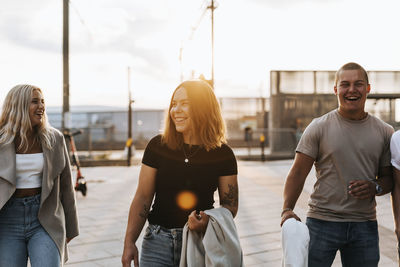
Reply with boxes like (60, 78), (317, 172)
(126, 138), (133, 166)
(260, 134), (265, 162)
(244, 126), (253, 157)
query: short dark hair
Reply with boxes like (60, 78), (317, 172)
(335, 62), (369, 86)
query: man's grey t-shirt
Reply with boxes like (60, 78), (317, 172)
(296, 109), (393, 221)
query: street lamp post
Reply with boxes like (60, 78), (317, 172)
(62, 0), (70, 130)
(180, 1), (216, 87)
(127, 67), (134, 166)
(208, 0), (215, 89)
(179, 42), (184, 82)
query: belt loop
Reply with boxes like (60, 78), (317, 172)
(155, 225), (161, 234)
(35, 194), (41, 204)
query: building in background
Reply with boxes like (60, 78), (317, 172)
(45, 69), (400, 157)
(219, 97), (268, 147)
(47, 99), (271, 152)
(47, 106), (165, 150)
(269, 70), (400, 156)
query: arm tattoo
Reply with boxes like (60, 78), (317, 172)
(139, 204), (149, 219)
(221, 184), (238, 207)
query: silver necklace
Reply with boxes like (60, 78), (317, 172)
(182, 145), (200, 163)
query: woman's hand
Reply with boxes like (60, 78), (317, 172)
(121, 242), (139, 267)
(187, 210), (209, 233)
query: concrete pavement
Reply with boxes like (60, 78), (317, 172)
(65, 159), (398, 266)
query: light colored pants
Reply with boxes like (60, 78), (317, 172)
(140, 224), (183, 267)
(0, 194), (60, 267)
(281, 218), (310, 267)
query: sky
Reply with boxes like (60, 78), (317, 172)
(1, 0), (400, 110)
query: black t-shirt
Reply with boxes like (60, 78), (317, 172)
(142, 135), (237, 229)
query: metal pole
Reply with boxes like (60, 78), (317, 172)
(127, 67), (133, 166)
(210, 0), (215, 89)
(62, 0), (69, 130)
(179, 43), (184, 82)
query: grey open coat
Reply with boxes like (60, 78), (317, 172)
(0, 128), (79, 264)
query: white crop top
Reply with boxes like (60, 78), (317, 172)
(15, 153), (44, 189)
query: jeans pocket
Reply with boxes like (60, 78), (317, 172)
(143, 224), (156, 240)
(33, 194), (41, 205)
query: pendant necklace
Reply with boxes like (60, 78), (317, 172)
(182, 144), (200, 163)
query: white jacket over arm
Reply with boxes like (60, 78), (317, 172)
(180, 207), (244, 267)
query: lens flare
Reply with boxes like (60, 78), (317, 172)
(176, 190), (197, 210)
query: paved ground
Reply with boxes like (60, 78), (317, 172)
(65, 158), (398, 266)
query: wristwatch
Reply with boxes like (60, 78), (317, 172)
(373, 181), (383, 195)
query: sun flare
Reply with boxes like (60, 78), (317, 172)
(176, 190), (197, 210)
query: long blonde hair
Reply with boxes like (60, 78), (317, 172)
(162, 80), (226, 151)
(0, 84), (55, 152)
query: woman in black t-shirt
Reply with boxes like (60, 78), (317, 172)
(122, 80), (238, 267)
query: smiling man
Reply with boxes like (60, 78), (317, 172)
(280, 62), (394, 267)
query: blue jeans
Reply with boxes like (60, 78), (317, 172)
(306, 217), (379, 267)
(140, 224), (183, 267)
(0, 194), (60, 267)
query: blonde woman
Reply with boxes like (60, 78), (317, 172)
(122, 80), (239, 267)
(0, 84), (79, 266)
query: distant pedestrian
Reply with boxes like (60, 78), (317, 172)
(0, 84), (79, 266)
(122, 79), (239, 267)
(280, 62), (394, 267)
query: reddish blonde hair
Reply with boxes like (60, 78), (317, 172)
(162, 80), (226, 151)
